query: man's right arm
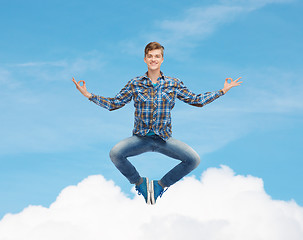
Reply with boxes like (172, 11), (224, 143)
(89, 81), (133, 111)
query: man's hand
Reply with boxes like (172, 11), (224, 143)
(222, 77), (242, 94)
(72, 77), (92, 99)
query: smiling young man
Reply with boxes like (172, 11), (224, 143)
(72, 42), (242, 205)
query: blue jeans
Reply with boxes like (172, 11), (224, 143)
(109, 134), (200, 187)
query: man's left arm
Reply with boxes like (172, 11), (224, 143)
(176, 77), (242, 107)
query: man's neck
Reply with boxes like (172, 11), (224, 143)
(147, 69), (161, 83)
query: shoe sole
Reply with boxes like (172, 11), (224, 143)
(150, 180), (155, 205)
(145, 177), (151, 205)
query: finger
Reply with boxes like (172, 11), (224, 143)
(235, 77), (242, 82)
(234, 80), (243, 84)
(72, 78), (80, 88)
(225, 78), (233, 83)
(78, 80), (86, 86)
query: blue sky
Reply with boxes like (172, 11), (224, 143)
(0, 0), (302, 219)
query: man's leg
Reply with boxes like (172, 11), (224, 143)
(109, 135), (153, 185)
(109, 135), (155, 204)
(154, 137), (201, 188)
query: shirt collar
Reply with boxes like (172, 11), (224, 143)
(142, 71), (165, 84)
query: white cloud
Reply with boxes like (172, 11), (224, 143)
(1, 165), (302, 240)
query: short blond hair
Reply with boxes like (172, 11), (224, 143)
(144, 42), (164, 57)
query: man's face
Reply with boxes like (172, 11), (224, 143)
(144, 49), (164, 71)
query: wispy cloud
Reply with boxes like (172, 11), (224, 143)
(199, 66), (303, 115)
(134, 0), (294, 49)
(8, 52), (106, 83)
(1, 166), (302, 239)
(152, 5), (243, 43)
(219, 0), (294, 9)
(0, 68), (21, 90)
(13, 61), (67, 68)
(0, 53), (123, 155)
(171, 65), (303, 155)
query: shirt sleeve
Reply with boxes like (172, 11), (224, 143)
(89, 81), (133, 111)
(176, 81), (224, 107)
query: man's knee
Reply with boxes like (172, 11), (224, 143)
(109, 145), (120, 163)
(189, 153), (200, 169)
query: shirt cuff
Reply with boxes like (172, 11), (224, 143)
(88, 93), (95, 100)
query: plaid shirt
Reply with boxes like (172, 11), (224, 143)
(89, 72), (224, 140)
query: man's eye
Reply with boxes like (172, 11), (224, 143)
(147, 54), (161, 59)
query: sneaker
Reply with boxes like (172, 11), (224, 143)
(135, 177), (151, 204)
(150, 180), (167, 205)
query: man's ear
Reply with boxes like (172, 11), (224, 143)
(144, 57), (147, 63)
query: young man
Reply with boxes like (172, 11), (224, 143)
(72, 42), (242, 205)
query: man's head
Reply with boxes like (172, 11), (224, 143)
(144, 42), (164, 57)
(144, 42), (164, 72)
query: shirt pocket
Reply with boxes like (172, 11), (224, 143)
(162, 89), (175, 103)
(135, 89), (150, 102)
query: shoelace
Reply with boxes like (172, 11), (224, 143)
(135, 185), (145, 196)
(158, 188), (168, 198)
